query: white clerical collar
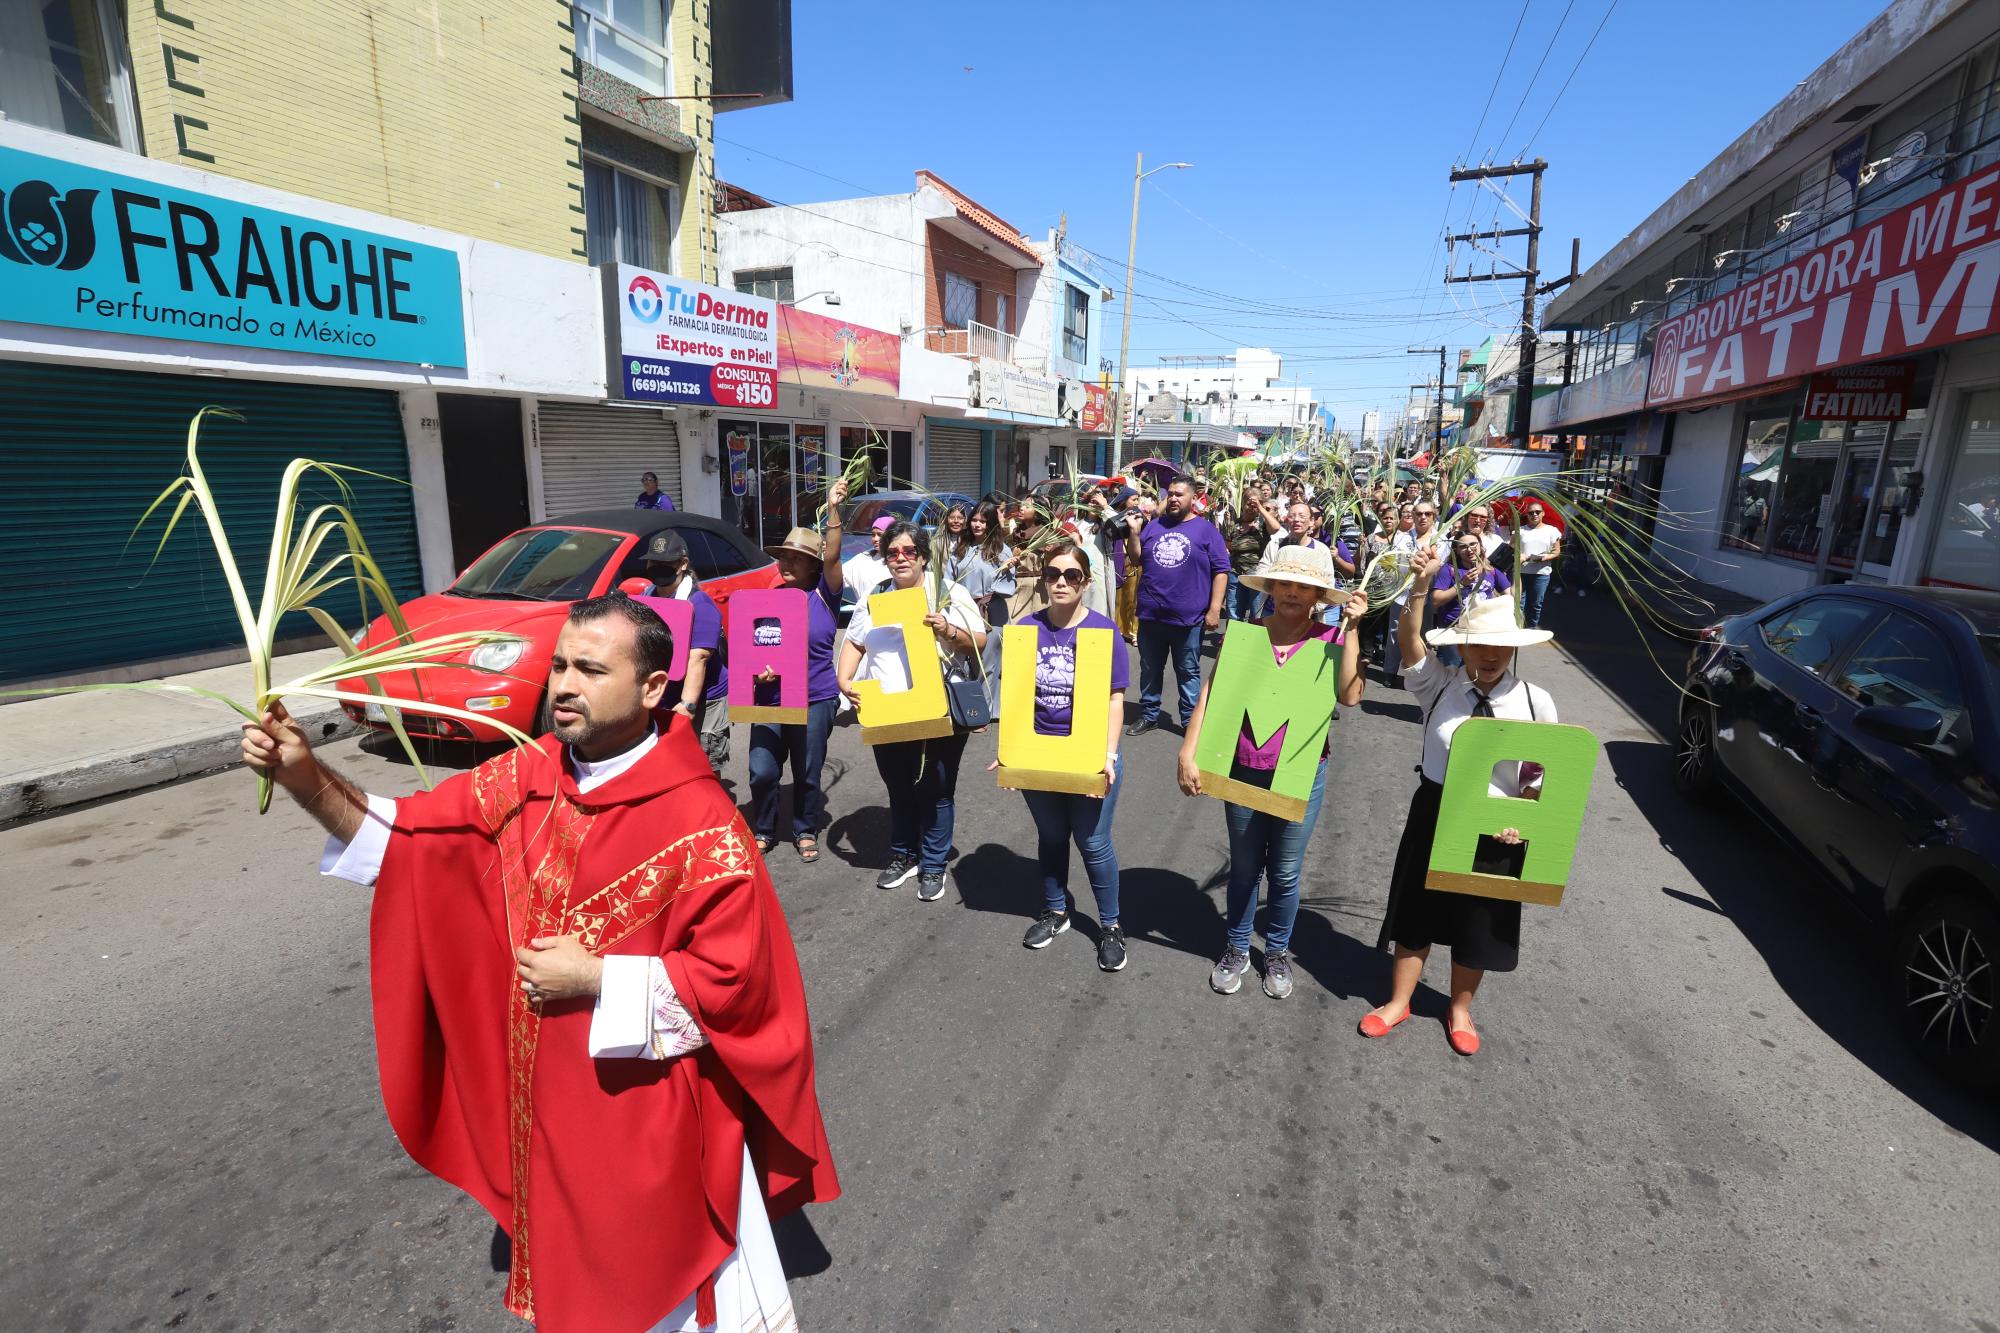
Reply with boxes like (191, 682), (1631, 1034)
(567, 726), (659, 793)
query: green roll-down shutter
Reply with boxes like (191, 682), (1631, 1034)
(0, 361), (421, 683)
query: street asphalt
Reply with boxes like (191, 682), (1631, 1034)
(3, 588), (1996, 1332)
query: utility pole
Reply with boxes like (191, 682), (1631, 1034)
(1111, 153), (1192, 472)
(1446, 159), (1546, 446)
(1538, 237), (1582, 456)
(1407, 346), (1446, 460)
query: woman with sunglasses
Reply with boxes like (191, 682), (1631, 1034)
(837, 521), (988, 903)
(1010, 542), (1132, 971)
(1428, 531), (1511, 669)
(1176, 545), (1369, 1000)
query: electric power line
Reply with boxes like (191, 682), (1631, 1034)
(1520, 0), (1622, 155)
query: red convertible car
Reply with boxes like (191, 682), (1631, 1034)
(340, 510), (779, 743)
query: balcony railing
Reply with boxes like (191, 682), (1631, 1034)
(926, 320), (1046, 371)
(572, 4), (671, 97)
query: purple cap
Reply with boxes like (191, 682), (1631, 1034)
(871, 514), (896, 533)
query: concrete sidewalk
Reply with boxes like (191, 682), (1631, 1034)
(0, 648), (356, 822)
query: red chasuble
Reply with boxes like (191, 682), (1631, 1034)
(368, 717), (839, 1331)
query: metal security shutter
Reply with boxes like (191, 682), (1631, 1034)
(537, 403), (681, 518)
(0, 360), (418, 684)
(926, 423), (982, 496)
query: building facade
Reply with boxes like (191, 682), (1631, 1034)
(1539, 0), (2000, 598)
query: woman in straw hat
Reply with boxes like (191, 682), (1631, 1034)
(1361, 544), (1557, 1056)
(1176, 544), (1369, 1001)
(747, 478), (848, 862)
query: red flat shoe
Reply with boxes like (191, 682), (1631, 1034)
(1358, 1009), (1410, 1039)
(1447, 1025), (1481, 1056)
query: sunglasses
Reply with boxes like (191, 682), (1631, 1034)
(884, 546), (922, 561)
(1416, 509), (1437, 517)
(1042, 567), (1086, 587)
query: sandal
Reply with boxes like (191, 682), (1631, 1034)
(795, 837), (820, 863)
(755, 836), (778, 855)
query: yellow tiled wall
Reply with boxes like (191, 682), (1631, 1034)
(671, 0), (715, 282)
(125, 0), (582, 260)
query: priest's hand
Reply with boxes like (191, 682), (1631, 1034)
(241, 701), (315, 790)
(516, 934), (603, 1003)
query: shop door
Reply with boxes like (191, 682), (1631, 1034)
(440, 394), (530, 577)
(1824, 444), (1882, 580)
(754, 422), (794, 548)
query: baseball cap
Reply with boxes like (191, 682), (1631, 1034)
(871, 514), (896, 533)
(640, 530), (689, 566)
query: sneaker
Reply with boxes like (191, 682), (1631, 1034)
(1023, 910), (1070, 949)
(1262, 949), (1294, 1000)
(1097, 925), (1128, 972)
(1124, 715), (1162, 738)
(1210, 946), (1251, 995)
(916, 869), (949, 902)
(876, 854), (918, 890)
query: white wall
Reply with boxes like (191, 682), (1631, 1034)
(0, 122), (604, 399)
(396, 389), (456, 591)
(715, 191), (950, 340)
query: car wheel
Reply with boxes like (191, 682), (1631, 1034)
(1672, 696), (1721, 802)
(1894, 892), (2000, 1088)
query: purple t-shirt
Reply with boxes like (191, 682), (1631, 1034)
(1018, 608), (1131, 736)
(1236, 621), (1341, 771)
(753, 578), (840, 706)
(1432, 566), (1511, 628)
(1136, 514), (1229, 626)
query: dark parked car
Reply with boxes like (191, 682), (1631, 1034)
(1673, 585), (2000, 1085)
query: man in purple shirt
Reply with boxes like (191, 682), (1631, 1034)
(1127, 474), (1228, 736)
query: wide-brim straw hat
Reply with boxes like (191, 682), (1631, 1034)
(1241, 544), (1339, 603)
(766, 526), (827, 563)
(1425, 590), (1553, 648)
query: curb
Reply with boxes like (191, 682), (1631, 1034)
(0, 705), (359, 824)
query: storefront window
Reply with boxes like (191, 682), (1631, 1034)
(1770, 419), (1842, 563)
(1925, 389), (2000, 591)
(1723, 414), (1789, 551)
(840, 425), (913, 491)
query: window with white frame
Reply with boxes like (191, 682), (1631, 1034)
(994, 293), (1010, 335)
(1064, 284), (1090, 363)
(584, 158), (679, 271)
(572, 0), (672, 97)
(943, 271), (979, 329)
(0, 0), (139, 149)
(733, 268), (794, 302)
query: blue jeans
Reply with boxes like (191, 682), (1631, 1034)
(1222, 761), (1327, 953)
(748, 697), (838, 840)
(1021, 759), (1123, 922)
(871, 731), (969, 872)
(1136, 618), (1204, 725)
(1225, 575), (1263, 622)
(1520, 566), (1552, 628)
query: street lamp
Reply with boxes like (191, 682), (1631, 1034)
(1112, 154), (1192, 472)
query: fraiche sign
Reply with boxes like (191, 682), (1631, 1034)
(1647, 166), (2000, 408)
(610, 265), (778, 408)
(1803, 361), (1915, 421)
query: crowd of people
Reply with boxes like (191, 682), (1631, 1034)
(617, 461), (1569, 1053)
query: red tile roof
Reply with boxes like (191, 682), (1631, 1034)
(915, 170), (1041, 264)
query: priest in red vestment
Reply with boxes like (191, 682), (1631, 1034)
(242, 592), (839, 1332)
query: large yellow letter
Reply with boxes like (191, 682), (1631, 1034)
(996, 623), (1113, 795)
(855, 585), (955, 744)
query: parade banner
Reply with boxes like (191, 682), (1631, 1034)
(1647, 166), (2000, 409)
(630, 594), (694, 681)
(995, 623), (1113, 796)
(727, 588), (808, 724)
(1425, 718), (1598, 906)
(1190, 621), (1338, 821)
(854, 586), (954, 744)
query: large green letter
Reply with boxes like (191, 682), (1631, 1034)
(1190, 621), (1337, 820)
(1425, 717), (1598, 906)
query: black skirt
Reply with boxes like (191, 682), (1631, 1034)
(1377, 778), (1521, 973)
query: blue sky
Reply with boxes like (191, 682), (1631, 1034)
(716, 0), (1892, 429)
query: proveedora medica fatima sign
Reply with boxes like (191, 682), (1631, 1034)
(611, 263), (780, 409)
(0, 143), (466, 367)
(1647, 165), (2000, 408)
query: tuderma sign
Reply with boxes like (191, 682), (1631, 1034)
(0, 143), (466, 367)
(1647, 166), (2000, 410)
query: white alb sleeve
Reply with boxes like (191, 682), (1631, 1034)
(318, 794), (398, 886)
(588, 956), (709, 1060)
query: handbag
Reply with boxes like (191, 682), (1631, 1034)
(946, 676), (992, 729)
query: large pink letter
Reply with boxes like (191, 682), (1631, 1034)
(631, 594), (693, 679)
(728, 587), (809, 723)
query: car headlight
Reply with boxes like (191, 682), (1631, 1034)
(469, 638), (528, 673)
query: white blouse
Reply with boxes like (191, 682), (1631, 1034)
(1405, 651), (1559, 790)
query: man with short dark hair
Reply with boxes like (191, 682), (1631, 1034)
(635, 471), (675, 511)
(239, 592), (837, 1332)
(1127, 474), (1228, 736)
